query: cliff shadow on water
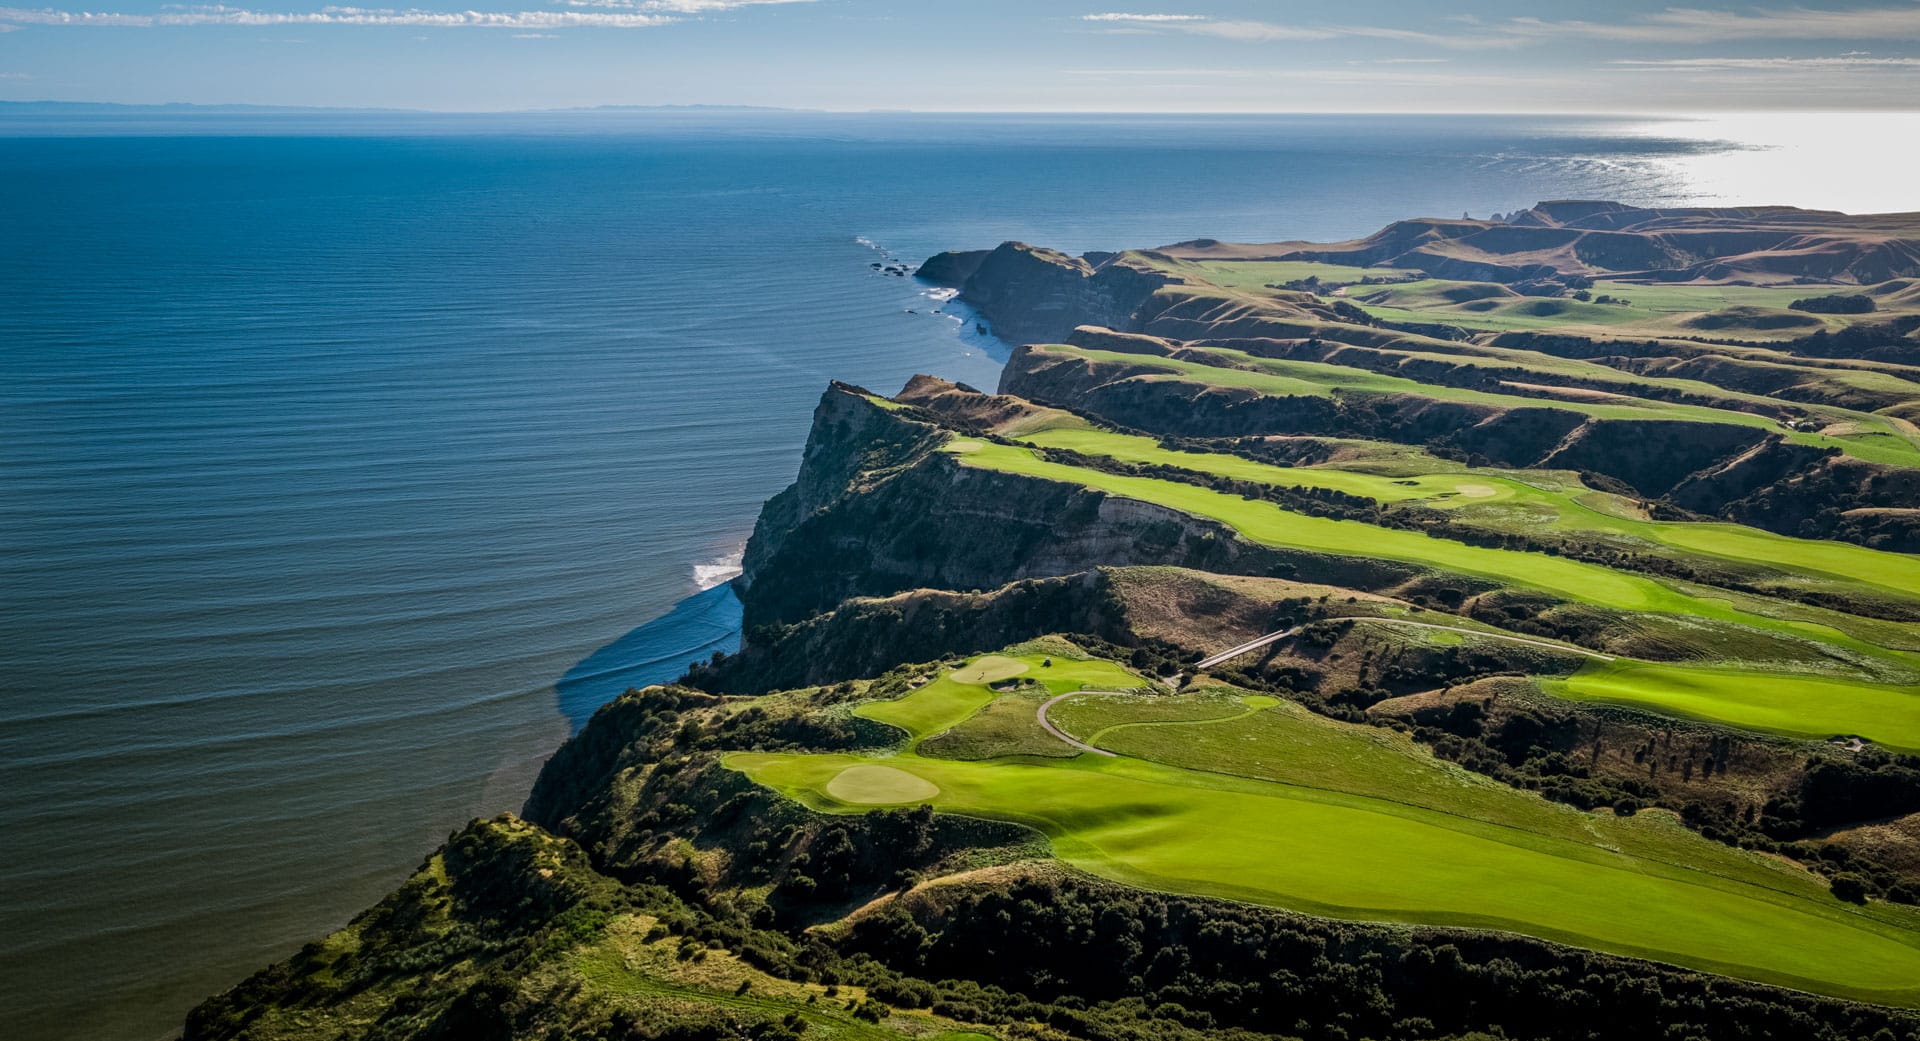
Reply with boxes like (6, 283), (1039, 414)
(555, 582), (743, 731)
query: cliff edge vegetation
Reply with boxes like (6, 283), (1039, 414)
(189, 203), (1920, 1041)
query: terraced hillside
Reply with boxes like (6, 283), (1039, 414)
(191, 205), (1920, 1041)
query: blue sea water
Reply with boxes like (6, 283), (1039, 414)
(0, 111), (1781, 1040)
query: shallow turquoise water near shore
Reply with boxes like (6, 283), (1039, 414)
(0, 111), (1800, 1039)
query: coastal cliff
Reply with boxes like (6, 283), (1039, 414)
(182, 204), (1920, 1041)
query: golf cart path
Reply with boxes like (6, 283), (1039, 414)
(1039, 618), (1613, 756)
(1195, 617), (1615, 670)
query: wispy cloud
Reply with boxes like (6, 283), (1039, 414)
(1081, 12), (1207, 23)
(0, 0), (808, 28)
(1076, 12), (1519, 48)
(0, 69), (31, 75)
(1610, 54), (1920, 69)
(1501, 6), (1920, 43)
(1081, 5), (1920, 49)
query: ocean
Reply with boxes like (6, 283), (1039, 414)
(0, 110), (1893, 1041)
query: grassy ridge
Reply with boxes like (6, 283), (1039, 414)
(947, 438), (1920, 748)
(1048, 344), (1920, 467)
(1015, 422), (1920, 602)
(728, 653), (1920, 1005)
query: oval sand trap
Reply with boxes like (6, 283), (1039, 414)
(827, 765), (940, 805)
(1455, 482), (1498, 498)
(950, 654), (1029, 685)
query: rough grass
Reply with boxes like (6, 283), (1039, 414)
(728, 656), (1920, 1006)
(919, 690), (1079, 760)
(857, 651), (1150, 746)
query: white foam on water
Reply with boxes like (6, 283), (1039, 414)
(692, 547), (745, 589)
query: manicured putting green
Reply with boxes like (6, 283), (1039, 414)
(950, 655), (1028, 685)
(825, 765), (939, 804)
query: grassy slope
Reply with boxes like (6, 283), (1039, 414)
(1015, 422), (1920, 603)
(728, 653), (1920, 1006)
(948, 439), (1920, 748)
(1344, 277), (1894, 339)
(1048, 344), (1920, 467)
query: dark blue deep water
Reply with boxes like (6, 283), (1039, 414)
(0, 112), (1743, 1040)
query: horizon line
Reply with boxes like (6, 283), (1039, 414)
(6, 100), (1920, 118)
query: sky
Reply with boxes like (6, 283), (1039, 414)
(4, 0), (1920, 111)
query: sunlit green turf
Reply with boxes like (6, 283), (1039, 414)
(1014, 421), (1920, 603)
(947, 438), (1920, 747)
(857, 653), (1150, 745)
(1547, 660), (1920, 748)
(1171, 259), (1418, 288)
(729, 655), (1920, 1005)
(1342, 278), (1875, 338)
(1043, 345), (1920, 467)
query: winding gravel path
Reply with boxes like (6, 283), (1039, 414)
(1038, 618), (1613, 756)
(1036, 692), (1118, 757)
(1196, 617), (1614, 670)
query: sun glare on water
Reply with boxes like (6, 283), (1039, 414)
(1630, 112), (1920, 214)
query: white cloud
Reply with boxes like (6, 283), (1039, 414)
(1081, 13), (1208, 23)
(0, 7), (149, 24)
(0, 69), (31, 74)
(1610, 54), (1920, 69)
(1502, 6), (1920, 43)
(1077, 12), (1519, 48)
(642, 0), (809, 10)
(1080, 5), (1920, 50)
(0, 0), (809, 28)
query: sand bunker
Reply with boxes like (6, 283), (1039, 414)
(1455, 483), (1498, 498)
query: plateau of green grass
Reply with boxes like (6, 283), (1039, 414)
(729, 655), (1920, 1005)
(1174, 258), (1418, 288)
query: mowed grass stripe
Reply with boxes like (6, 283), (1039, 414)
(952, 440), (1831, 642)
(1549, 660), (1920, 746)
(1045, 344), (1920, 467)
(948, 439), (1920, 748)
(731, 745), (1920, 1004)
(1015, 423), (1920, 602)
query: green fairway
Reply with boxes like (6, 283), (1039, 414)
(825, 764), (940, 804)
(1014, 421), (1920, 604)
(1547, 660), (1920, 748)
(728, 655), (1920, 1005)
(1044, 345), (1920, 468)
(952, 439), (1848, 637)
(947, 438), (1920, 748)
(856, 652), (1150, 744)
(1172, 258), (1418, 288)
